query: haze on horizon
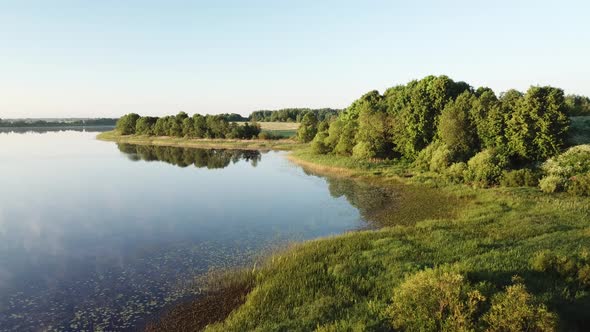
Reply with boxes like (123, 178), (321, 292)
(1, 0), (589, 118)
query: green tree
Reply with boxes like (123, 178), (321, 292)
(506, 86), (570, 162)
(135, 116), (158, 135)
(387, 76), (471, 158)
(182, 117), (195, 137)
(193, 114), (207, 138)
(116, 113), (140, 135)
(297, 113), (318, 142)
(438, 91), (479, 161)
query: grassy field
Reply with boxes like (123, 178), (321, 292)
(255, 122), (299, 131)
(200, 151), (590, 331)
(97, 130), (304, 151)
(254, 122), (299, 138)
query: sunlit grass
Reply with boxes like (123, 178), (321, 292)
(203, 151), (590, 331)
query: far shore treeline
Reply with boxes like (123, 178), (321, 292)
(0, 118), (118, 128)
(116, 112), (263, 139)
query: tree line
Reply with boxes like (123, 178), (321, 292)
(116, 112), (261, 139)
(0, 118), (117, 127)
(249, 108), (341, 122)
(297, 75), (589, 192)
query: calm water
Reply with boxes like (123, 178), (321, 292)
(0, 130), (386, 331)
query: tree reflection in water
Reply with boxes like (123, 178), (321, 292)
(117, 143), (262, 169)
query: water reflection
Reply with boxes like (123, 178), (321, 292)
(117, 143), (262, 169)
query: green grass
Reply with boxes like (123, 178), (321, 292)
(202, 150), (590, 331)
(99, 128), (590, 330)
(96, 130), (304, 151)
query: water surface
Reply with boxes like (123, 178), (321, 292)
(0, 130), (382, 331)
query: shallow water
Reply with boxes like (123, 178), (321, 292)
(0, 130), (377, 331)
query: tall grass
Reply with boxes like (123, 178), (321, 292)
(203, 152), (590, 331)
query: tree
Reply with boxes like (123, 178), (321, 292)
(182, 117), (195, 137)
(506, 86), (570, 162)
(438, 91), (479, 161)
(297, 113), (318, 142)
(387, 76), (471, 158)
(565, 94), (590, 116)
(353, 94), (391, 159)
(135, 116), (158, 135)
(116, 113), (140, 135)
(193, 114), (207, 138)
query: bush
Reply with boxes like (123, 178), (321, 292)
(567, 173), (590, 196)
(542, 144), (590, 178)
(445, 162), (468, 183)
(311, 132), (332, 155)
(539, 175), (566, 193)
(483, 279), (557, 332)
(414, 141), (451, 173)
(429, 144), (452, 172)
(385, 266), (485, 331)
(352, 141), (375, 159)
(500, 169), (540, 187)
(414, 142), (439, 171)
(465, 149), (508, 187)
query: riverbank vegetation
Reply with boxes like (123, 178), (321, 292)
(174, 76), (590, 331)
(297, 75), (589, 198)
(97, 130), (303, 151)
(116, 112), (262, 139)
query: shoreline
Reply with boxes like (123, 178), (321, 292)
(96, 130), (303, 151)
(95, 134), (590, 331)
(144, 147), (473, 331)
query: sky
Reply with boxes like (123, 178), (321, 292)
(1, 0), (589, 118)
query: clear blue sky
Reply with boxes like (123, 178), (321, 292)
(1, 0), (589, 118)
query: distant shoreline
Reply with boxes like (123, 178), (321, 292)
(96, 130), (303, 151)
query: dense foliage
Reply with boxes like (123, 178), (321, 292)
(307, 75), (586, 192)
(116, 112), (261, 139)
(249, 108), (340, 122)
(539, 145), (590, 196)
(565, 95), (590, 116)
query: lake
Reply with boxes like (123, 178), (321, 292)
(0, 130), (391, 331)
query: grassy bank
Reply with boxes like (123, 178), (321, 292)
(97, 130), (304, 151)
(196, 150), (590, 331)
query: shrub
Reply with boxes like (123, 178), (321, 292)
(483, 280), (557, 332)
(445, 162), (468, 183)
(258, 131), (271, 140)
(465, 149), (508, 187)
(385, 266), (485, 331)
(429, 144), (452, 173)
(414, 141), (451, 173)
(311, 132), (332, 155)
(500, 169), (540, 187)
(414, 142), (439, 171)
(542, 144), (590, 178)
(567, 174), (590, 196)
(352, 141), (375, 159)
(539, 175), (566, 193)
